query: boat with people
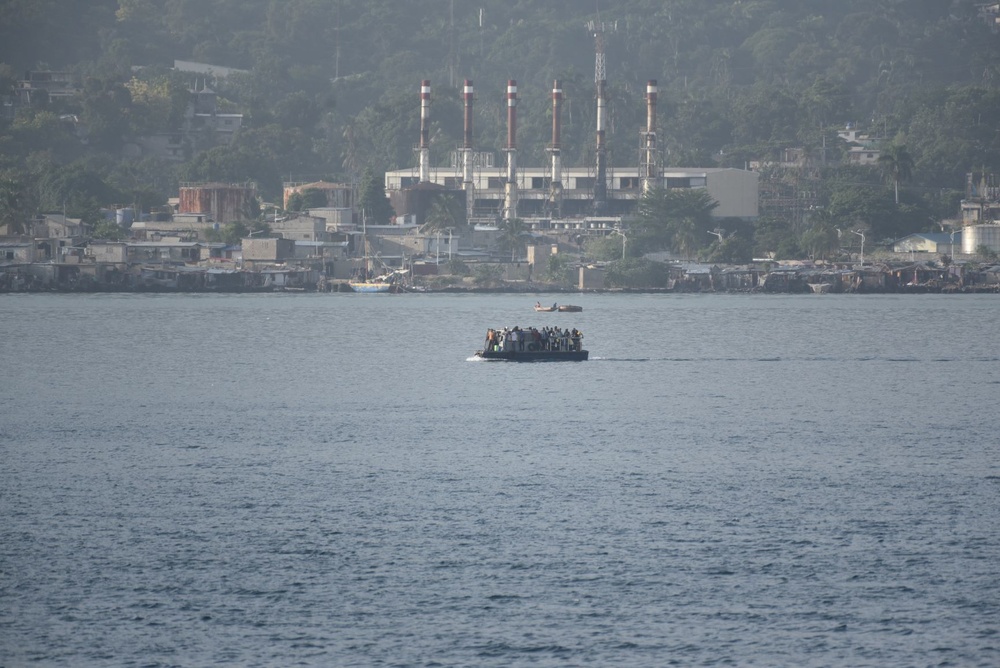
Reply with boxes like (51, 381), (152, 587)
(534, 301), (557, 312)
(475, 326), (588, 362)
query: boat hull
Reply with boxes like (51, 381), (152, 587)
(475, 349), (588, 362)
(349, 281), (393, 293)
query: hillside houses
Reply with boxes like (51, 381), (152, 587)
(838, 126), (882, 166)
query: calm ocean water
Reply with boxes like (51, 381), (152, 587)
(2, 292), (999, 667)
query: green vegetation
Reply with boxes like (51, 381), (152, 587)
(286, 188), (329, 212)
(0, 1), (997, 257)
(585, 234), (628, 262)
(357, 167), (395, 225)
(420, 194), (466, 233)
(604, 258), (671, 289)
(203, 221), (271, 245)
(497, 218), (531, 261)
(976, 245), (999, 263)
(633, 188), (719, 259)
(543, 253), (572, 284)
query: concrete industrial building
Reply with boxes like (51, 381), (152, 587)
(383, 75), (758, 235)
(384, 165), (758, 229)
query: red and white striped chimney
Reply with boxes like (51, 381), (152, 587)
(506, 79), (517, 155)
(463, 79), (474, 150)
(504, 79), (518, 220)
(643, 79), (658, 192)
(463, 79), (474, 185)
(462, 79), (475, 214)
(419, 79), (431, 182)
(551, 80), (562, 185)
(646, 79), (657, 136)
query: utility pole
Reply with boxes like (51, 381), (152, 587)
(852, 229), (865, 266)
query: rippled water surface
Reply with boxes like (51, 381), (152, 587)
(2, 293), (999, 666)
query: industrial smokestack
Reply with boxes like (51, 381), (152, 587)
(593, 41), (608, 211)
(504, 79), (518, 220)
(419, 79), (431, 182)
(646, 79), (657, 135)
(506, 79), (517, 153)
(551, 80), (561, 151)
(462, 79), (475, 215)
(463, 79), (474, 150)
(642, 79), (658, 193)
(586, 19), (616, 212)
(549, 80), (563, 212)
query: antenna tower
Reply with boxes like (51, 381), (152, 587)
(586, 19), (615, 213)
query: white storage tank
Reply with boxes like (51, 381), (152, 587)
(115, 207), (134, 227)
(961, 224), (1000, 254)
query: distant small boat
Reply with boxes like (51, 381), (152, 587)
(534, 302), (557, 312)
(557, 304), (583, 312)
(351, 217), (404, 293)
(807, 283), (832, 294)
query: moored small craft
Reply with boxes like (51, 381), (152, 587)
(349, 269), (408, 293)
(476, 326), (588, 362)
(349, 277), (394, 293)
(807, 282), (832, 294)
(557, 304), (583, 312)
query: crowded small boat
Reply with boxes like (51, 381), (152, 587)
(476, 326), (588, 361)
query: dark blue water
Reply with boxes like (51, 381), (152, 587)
(2, 293), (999, 666)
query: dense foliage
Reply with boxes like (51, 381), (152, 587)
(1, 0), (998, 255)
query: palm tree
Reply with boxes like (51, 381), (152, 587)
(420, 194), (464, 234)
(0, 175), (33, 236)
(635, 187), (718, 256)
(800, 224), (840, 260)
(497, 217), (531, 261)
(671, 216), (701, 260)
(877, 143), (914, 205)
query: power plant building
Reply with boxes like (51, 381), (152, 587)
(384, 166), (758, 227)
(383, 78), (758, 231)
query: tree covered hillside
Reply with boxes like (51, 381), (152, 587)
(1, 0), (999, 251)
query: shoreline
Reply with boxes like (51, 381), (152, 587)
(3, 284), (998, 296)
